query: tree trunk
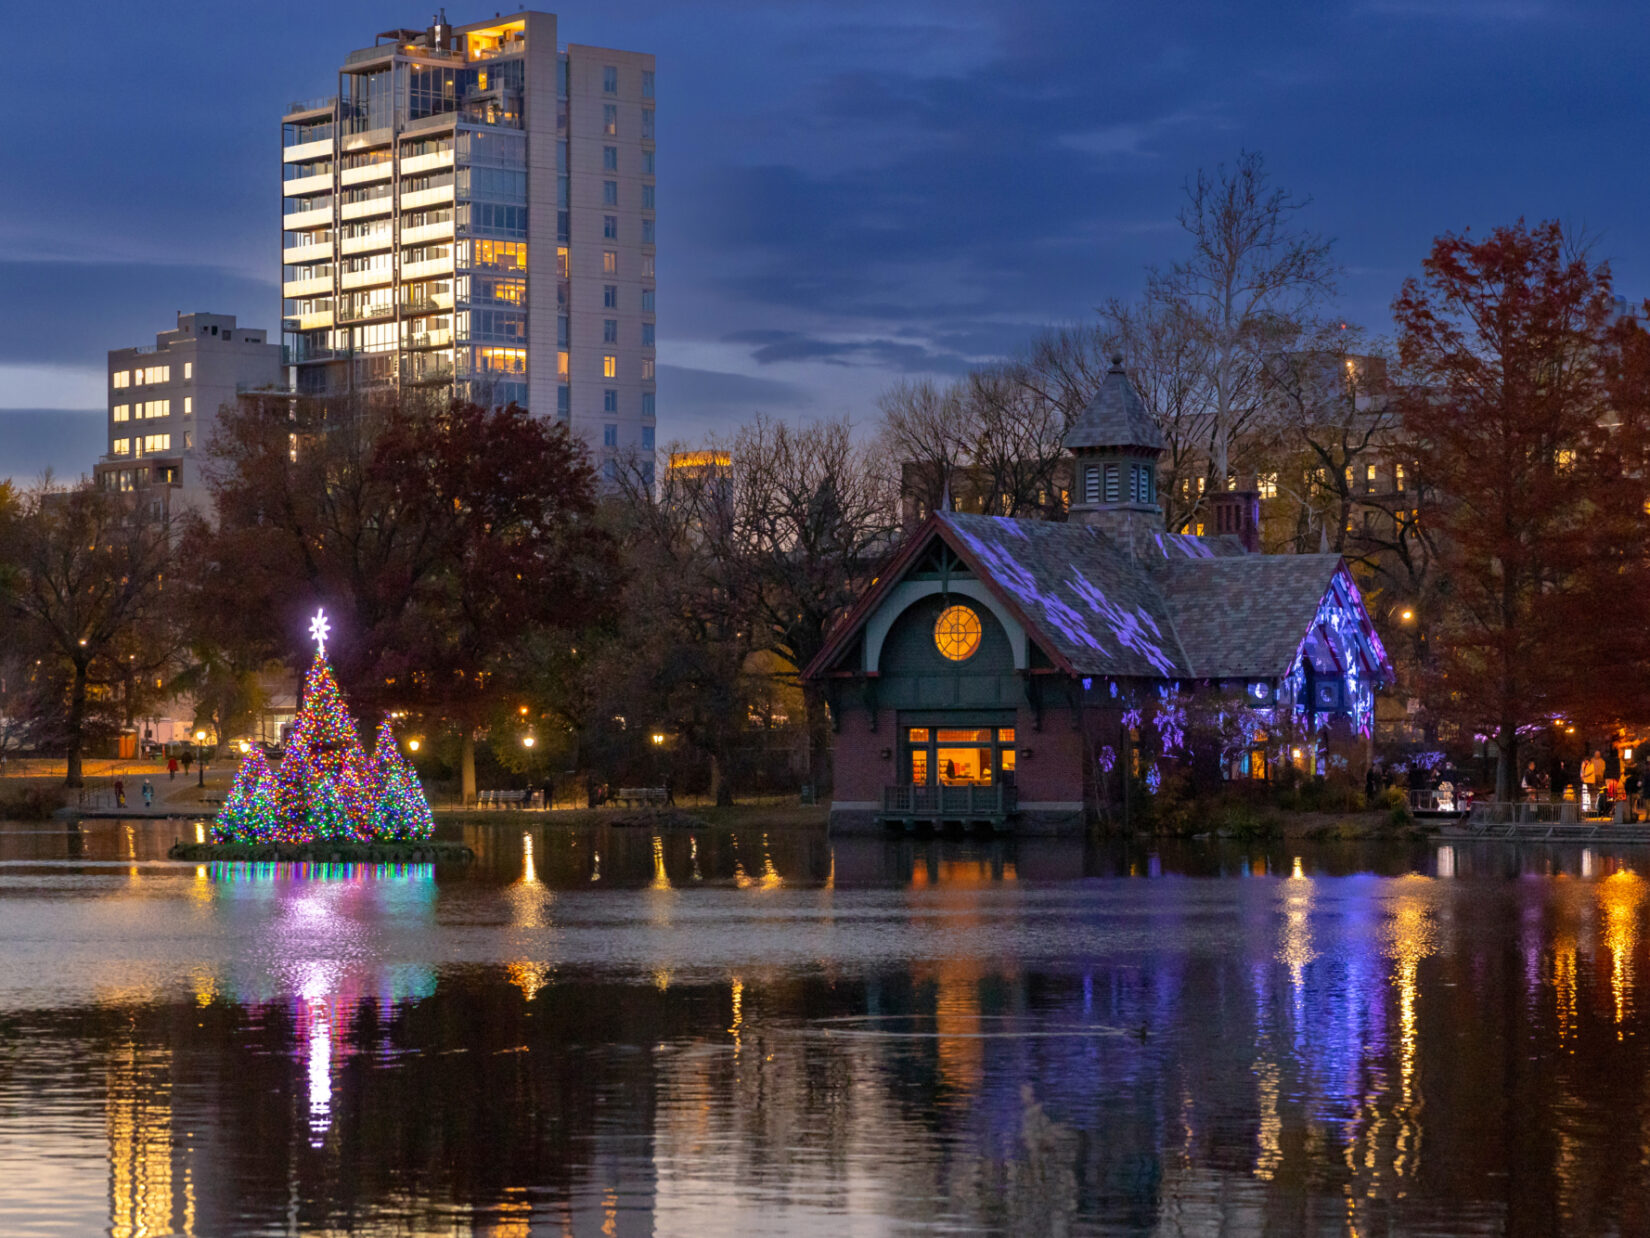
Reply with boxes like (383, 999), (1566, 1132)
(710, 752), (733, 807)
(461, 731), (477, 806)
(801, 680), (833, 797)
(65, 659), (88, 788)
(1496, 721), (1517, 804)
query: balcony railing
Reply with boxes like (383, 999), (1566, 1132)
(879, 783), (1016, 822)
(286, 95), (337, 115)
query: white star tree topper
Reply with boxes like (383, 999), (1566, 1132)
(309, 608), (331, 656)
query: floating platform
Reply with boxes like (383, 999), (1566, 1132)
(167, 839), (475, 863)
(1438, 801), (1650, 844)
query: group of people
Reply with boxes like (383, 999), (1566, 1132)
(1522, 748), (1644, 819)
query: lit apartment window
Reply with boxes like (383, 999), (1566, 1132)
(604, 284), (618, 308)
(112, 404), (130, 423)
(642, 425), (655, 449)
(603, 104), (617, 136)
(113, 371), (130, 389)
(641, 254), (654, 278)
(641, 288), (655, 312)
(642, 392), (655, 418)
(642, 184), (655, 210)
(603, 145), (617, 171)
(112, 438), (131, 456)
(603, 354), (617, 378)
(603, 250), (618, 275)
(184, 432), (194, 450)
(604, 423), (618, 447)
(558, 351), (570, 379)
(603, 215), (617, 239)
(603, 319), (618, 344)
(603, 180), (618, 206)
(602, 65), (618, 94)
(140, 434), (171, 455)
(1258, 472), (1278, 499)
(604, 390), (618, 413)
(641, 358), (655, 380)
(183, 362), (193, 380)
(183, 397), (192, 415)
(1365, 463), (1377, 491)
(643, 150), (655, 175)
(642, 69), (655, 99)
(642, 323), (655, 346)
(1395, 463), (1407, 490)
(641, 109), (654, 140)
(556, 246), (569, 278)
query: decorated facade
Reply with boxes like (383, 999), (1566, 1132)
(805, 358), (1392, 833)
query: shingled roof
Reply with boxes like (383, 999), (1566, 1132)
(809, 510), (1383, 684)
(1064, 357), (1166, 452)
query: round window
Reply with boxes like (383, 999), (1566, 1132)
(934, 604), (983, 662)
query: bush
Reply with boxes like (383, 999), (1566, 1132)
(0, 786), (64, 821)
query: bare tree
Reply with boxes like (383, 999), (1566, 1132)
(876, 379), (975, 520)
(1152, 150), (1338, 484)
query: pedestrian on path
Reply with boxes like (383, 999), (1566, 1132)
(114, 779), (126, 808)
(167, 756), (178, 781)
(141, 779), (154, 808)
(1582, 750), (1606, 813)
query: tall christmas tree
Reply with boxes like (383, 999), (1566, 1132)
(212, 610), (435, 845)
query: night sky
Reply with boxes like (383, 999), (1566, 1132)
(2, 0), (1644, 482)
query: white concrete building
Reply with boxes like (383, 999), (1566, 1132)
(281, 11), (658, 481)
(96, 312), (283, 510)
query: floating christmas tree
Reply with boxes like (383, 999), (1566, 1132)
(212, 609), (435, 844)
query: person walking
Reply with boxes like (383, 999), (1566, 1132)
(167, 755), (178, 781)
(141, 779), (154, 809)
(113, 778), (125, 809)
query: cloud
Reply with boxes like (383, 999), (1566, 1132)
(723, 329), (976, 373)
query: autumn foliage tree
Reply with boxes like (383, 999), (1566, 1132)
(1393, 220), (1650, 799)
(187, 396), (612, 800)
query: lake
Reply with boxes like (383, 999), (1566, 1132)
(0, 818), (1646, 1235)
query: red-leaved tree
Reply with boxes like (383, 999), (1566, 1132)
(1393, 220), (1650, 799)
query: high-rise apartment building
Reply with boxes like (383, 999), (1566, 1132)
(280, 11), (657, 477)
(95, 312), (283, 509)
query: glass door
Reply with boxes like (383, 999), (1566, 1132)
(903, 726), (1016, 786)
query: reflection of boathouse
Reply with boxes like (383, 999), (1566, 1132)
(807, 359), (1392, 833)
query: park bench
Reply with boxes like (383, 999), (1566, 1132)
(476, 790), (530, 809)
(614, 786), (668, 808)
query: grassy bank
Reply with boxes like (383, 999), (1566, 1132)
(435, 801), (830, 830)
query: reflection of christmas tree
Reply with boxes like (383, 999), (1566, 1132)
(212, 612), (434, 845)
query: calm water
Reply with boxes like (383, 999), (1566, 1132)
(2, 821), (1649, 1236)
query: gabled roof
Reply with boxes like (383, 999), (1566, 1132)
(1064, 357), (1166, 453)
(805, 511), (1391, 686)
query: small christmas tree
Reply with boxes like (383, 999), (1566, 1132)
(212, 610), (434, 846)
(367, 717), (435, 841)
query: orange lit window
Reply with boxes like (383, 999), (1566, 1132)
(934, 606), (981, 661)
(602, 354), (617, 379)
(557, 351), (569, 378)
(557, 246), (569, 277)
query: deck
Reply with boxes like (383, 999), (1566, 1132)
(879, 784), (1017, 830)
(1441, 801), (1650, 843)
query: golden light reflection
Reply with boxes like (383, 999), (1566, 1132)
(488, 1188), (532, 1238)
(934, 965), (984, 1092)
(520, 831), (537, 886)
(690, 835), (702, 883)
(193, 822), (205, 845)
(729, 977), (744, 1051)
(1254, 1058), (1281, 1180)
(507, 831), (552, 929)
(1553, 933), (1578, 1045)
(1279, 864), (1316, 988)
(1386, 886), (1437, 1179)
(107, 1038), (177, 1238)
(507, 961), (550, 1002)
(759, 834), (782, 890)
(1600, 870), (1644, 1034)
(651, 835), (671, 890)
(189, 967), (217, 1008)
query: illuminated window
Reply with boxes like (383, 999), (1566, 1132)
(1557, 448), (1576, 472)
(603, 354), (617, 378)
(934, 605), (982, 662)
(556, 246), (569, 277)
(183, 397), (192, 415)
(641, 358), (655, 380)
(1395, 463), (1407, 491)
(183, 362), (193, 380)
(112, 404), (130, 423)
(112, 438), (131, 456)
(603, 250), (618, 275)
(112, 371), (130, 389)
(557, 350), (569, 378)
(1258, 472), (1278, 499)
(603, 103), (617, 135)
(479, 346), (526, 374)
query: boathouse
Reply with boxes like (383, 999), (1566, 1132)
(805, 358), (1393, 834)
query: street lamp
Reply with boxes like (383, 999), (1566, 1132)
(522, 735), (536, 749)
(1400, 609), (1414, 623)
(407, 738), (421, 753)
(195, 730), (207, 788)
(651, 732), (665, 746)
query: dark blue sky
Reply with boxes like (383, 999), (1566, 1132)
(2, 0), (1645, 482)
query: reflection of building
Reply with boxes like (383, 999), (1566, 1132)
(280, 12), (658, 472)
(809, 359), (1392, 833)
(96, 312), (283, 511)
(107, 1038), (191, 1238)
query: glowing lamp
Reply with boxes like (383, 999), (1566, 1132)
(1291, 747), (1303, 760)
(1400, 609), (1414, 622)
(407, 739), (421, 752)
(195, 730), (207, 743)
(651, 732), (665, 746)
(522, 735), (536, 748)
(238, 739), (251, 754)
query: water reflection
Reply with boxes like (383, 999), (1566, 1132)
(10, 825), (1650, 1232)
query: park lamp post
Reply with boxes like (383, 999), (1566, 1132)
(195, 730), (207, 788)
